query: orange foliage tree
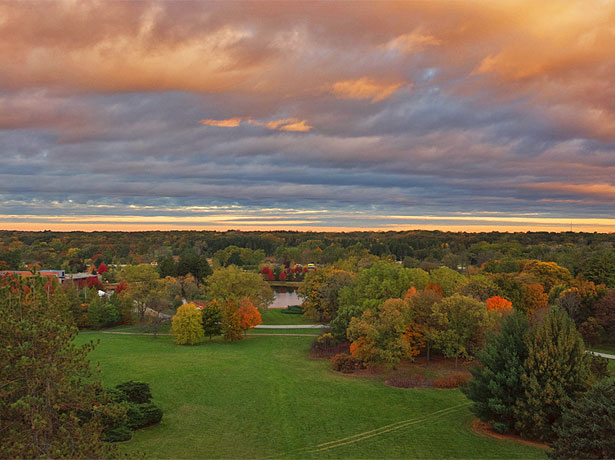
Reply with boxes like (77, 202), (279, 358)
(486, 296), (513, 314)
(237, 297), (262, 335)
(521, 283), (548, 316)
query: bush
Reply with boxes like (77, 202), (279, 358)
(387, 374), (433, 389)
(126, 403), (163, 430)
(331, 353), (361, 373)
(310, 333), (349, 358)
(101, 425), (132, 443)
(588, 353), (610, 382)
(280, 305), (304, 314)
(434, 374), (470, 389)
(114, 381), (152, 404)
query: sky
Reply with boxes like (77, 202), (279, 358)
(1, 0), (614, 232)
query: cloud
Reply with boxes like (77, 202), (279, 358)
(330, 78), (404, 102)
(199, 117), (311, 132)
(200, 117), (243, 127)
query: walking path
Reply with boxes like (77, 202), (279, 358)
(588, 351), (615, 360)
(255, 324), (326, 329)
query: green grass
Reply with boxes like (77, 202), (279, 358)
(75, 333), (545, 459)
(260, 309), (318, 325)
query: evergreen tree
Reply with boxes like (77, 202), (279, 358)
(462, 312), (529, 434)
(0, 275), (112, 458)
(201, 300), (223, 339)
(549, 378), (615, 460)
(514, 308), (591, 442)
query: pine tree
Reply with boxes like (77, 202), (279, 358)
(549, 378), (615, 459)
(0, 275), (112, 458)
(514, 308), (591, 442)
(462, 312), (529, 434)
(201, 300), (223, 339)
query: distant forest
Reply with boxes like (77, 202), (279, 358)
(1, 230), (614, 285)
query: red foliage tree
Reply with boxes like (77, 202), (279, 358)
(486, 296), (513, 314)
(425, 282), (443, 298)
(115, 280), (128, 294)
(279, 271), (287, 281)
(97, 263), (108, 274)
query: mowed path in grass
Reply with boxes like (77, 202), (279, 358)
(75, 333), (546, 459)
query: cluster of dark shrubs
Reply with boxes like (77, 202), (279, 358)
(102, 381), (163, 442)
(280, 304), (304, 315)
(331, 353), (364, 373)
(386, 373), (470, 389)
(310, 333), (349, 358)
(387, 374), (433, 388)
(433, 374), (471, 389)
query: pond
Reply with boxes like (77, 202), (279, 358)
(270, 287), (301, 309)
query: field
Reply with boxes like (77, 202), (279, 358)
(75, 332), (546, 459)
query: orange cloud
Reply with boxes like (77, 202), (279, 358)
(199, 117), (311, 132)
(264, 118), (311, 132)
(330, 78), (404, 102)
(385, 31), (441, 54)
(200, 117), (243, 127)
(525, 182), (615, 199)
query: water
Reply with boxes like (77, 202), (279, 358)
(270, 287), (301, 309)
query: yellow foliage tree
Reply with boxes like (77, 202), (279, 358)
(171, 303), (204, 345)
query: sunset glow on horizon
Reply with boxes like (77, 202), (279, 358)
(1, 1), (614, 233)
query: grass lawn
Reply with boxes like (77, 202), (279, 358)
(260, 309), (317, 325)
(76, 333), (545, 459)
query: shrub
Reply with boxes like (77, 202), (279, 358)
(588, 353), (610, 383)
(387, 374), (433, 389)
(126, 403), (163, 430)
(114, 381), (152, 404)
(433, 374), (470, 389)
(310, 333), (349, 358)
(331, 353), (361, 373)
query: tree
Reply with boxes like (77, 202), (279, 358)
(221, 299), (243, 341)
(594, 289), (615, 339)
(338, 261), (423, 311)
(428, 266), (465, 296)
(205, 266), (274, 311)
(201, 300), (223, 339)
(431, 294), (489, 367)
(299, 268), (353, 322)
(347, 299), (413, 369)
(458, 275), (499, 301)
(171, 303), (205, 345)
(522, 260), (572, 293)
(462, 312), (530, 434)
(520, 283), (548, 316)
(549, 378), (615, 459)
(407, 289), (442, 364)
(0, 275), (111, 458)
(117, 264), (163, 322)
(556, 288), (583, 323)
(514, 308), (591, 442)
(157, 256), (177, 278)
(486, 296), (513, 314)
(237, 297), (262, 335)
(177, 249), (212, 285)
(583, 251), (615, 288)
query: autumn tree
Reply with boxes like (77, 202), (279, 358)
(458, 275), (499, 301)
(594, 289), (615, 339)
(205, 265), (274, 311)
(485, 296), (513, 314)
(514, 308), (591, 442)
(237, 297), (262, 335)
(299, 267), (353, 322)
(407, 289), (441, 363)
(117, 264), (163, 322)
(347, 299), (413, 369)
(0, 275), (111, 458)
(177, 249), (212, 285)
(221, 299), (243, 341)
(171, 303), (205, 345)
(522, 260), (572, 293)
(431, 294), (490, 367)
(428, 266), (465, 296)
(520, 283), (548, 316)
